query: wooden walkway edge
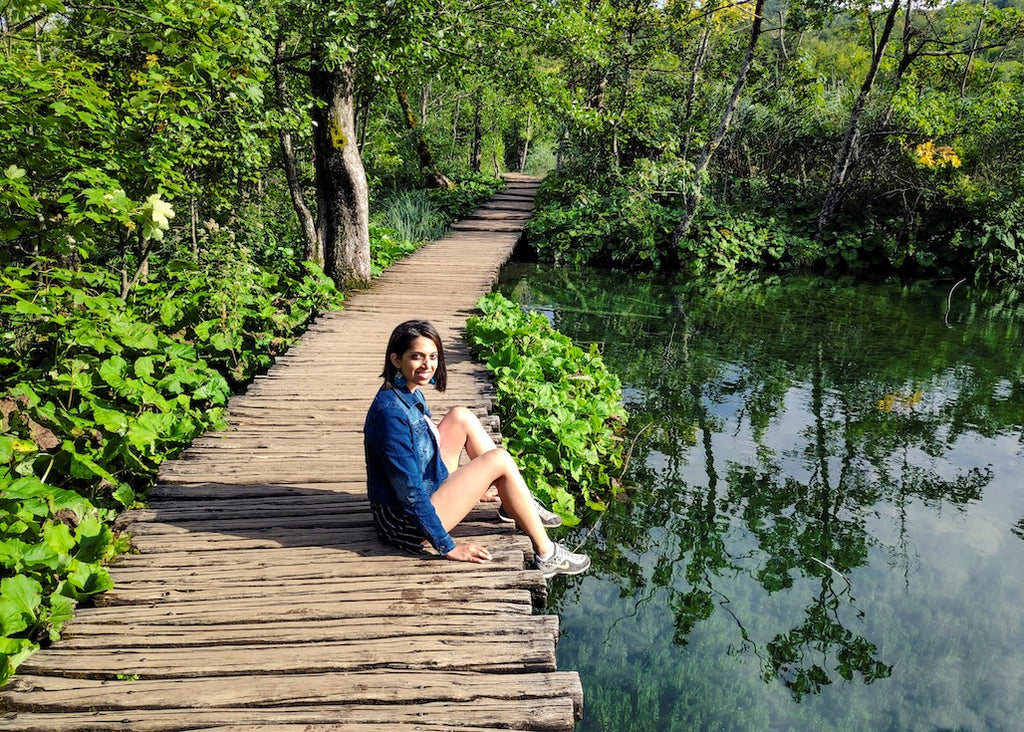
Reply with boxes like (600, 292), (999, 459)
(0, 174), (585, 731)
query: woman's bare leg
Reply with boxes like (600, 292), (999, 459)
(430, 448), (554, 557)
(437, 406), (500, 500)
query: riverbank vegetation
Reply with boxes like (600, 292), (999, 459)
(467, 293), (628, 524)
(526, 0), (1024, 281)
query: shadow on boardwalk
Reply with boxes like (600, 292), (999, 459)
(0, 175), (585, 732)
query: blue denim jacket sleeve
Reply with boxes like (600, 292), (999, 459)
(365, 392), (455, 555)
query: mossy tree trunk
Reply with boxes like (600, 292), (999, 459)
(310, 61), (371, 289)
(396, 84), (454, 189)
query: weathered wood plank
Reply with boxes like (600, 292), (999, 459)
(2, 669), (582, 715)
(145, 482), (366, 500)
(69, 595), (537, 625)
(2, 716), (555, 732)
(2, 699), (577, 732)
(120, 528), (527, 554)
(19, 634), (558, 677)
(100, 569), (547, 605)
(105, 542), (519, 570)
(57, 614), (560, 649)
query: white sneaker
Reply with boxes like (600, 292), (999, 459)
(534, 542), (591, 578)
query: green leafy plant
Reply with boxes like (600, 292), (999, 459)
(376, 190), (448, 244)
(427, 173), (505, 221)
(466, 293), (628, 523)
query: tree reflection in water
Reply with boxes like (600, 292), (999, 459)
(499, 266), (1024, 728)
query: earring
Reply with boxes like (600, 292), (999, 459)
(429, 376), (436, 385)
(394, 372), (407, 387)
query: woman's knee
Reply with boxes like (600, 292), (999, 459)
(482, 446), (515, 472)
(448, 406), (480, 429)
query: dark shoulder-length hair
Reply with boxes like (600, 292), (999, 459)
(380, 320), (447, 392)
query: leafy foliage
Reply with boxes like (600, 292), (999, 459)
(0, 0), (270, 266)
(466, 293), (628, 523)
(525, 0), (1024, 282)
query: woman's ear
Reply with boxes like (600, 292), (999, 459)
(389, 353), (400, 368)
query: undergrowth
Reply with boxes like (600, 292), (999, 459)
(466, 292), (628, 523)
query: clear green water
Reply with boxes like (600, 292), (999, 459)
(496, 265), (1024, 732)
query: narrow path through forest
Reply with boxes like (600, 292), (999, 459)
(0, 174), (584, 731)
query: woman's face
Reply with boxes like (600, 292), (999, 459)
(391, 336), (439, 391)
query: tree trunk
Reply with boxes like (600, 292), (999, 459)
(419, 82), (430, 125)
(682, 17), (714, 159)
(516, 109), (532, 171)
(814, 0), (903, 240)
(671, 0), (767, 246)
(274, 39), (321, 264)
(960, 0), (988, 97)
(396, 84), (454, 189)
(309, 61), (371, 289)
(470, 87), (483, 173)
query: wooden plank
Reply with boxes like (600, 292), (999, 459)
(2, 715), (555, 732)
(119, 528), (527, 553)
(1, 699), (577, 732)
(146, 482), (367, 500)
(100, 570), (547, 605)
(1, 669), (582, 715)
(57, 615), (560, 649)
(19, 634), (558, 677)
(104, 543), (519, 570)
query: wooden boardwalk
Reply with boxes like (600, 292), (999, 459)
(0, 175), (585, 731)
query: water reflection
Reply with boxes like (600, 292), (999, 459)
(497, 267), (1024, 730)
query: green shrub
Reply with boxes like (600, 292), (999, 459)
(676, 204), (824, 275)
(427, 172), (505, 221)
(466, 293), (628, 523)
(527, 175), (678, 268)
(376, 190), (448, 244)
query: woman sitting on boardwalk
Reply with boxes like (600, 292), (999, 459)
(364, 319), (590, 577)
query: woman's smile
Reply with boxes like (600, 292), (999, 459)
(392, 336), (439, 390)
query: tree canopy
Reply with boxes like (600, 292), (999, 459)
(3, 0), (1021, 283)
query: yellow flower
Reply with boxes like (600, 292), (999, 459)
(914, 141), (961, 168)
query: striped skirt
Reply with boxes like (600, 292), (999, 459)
(370, 502), (427, 554)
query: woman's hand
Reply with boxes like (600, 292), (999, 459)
(446, 543), (492, 563)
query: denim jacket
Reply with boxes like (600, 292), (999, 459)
(363, 385), (453, 554)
